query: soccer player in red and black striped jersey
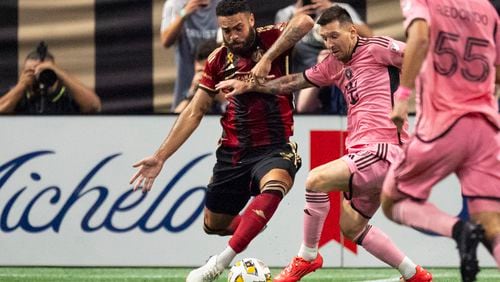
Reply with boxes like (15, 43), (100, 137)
(129, 1), (314, 281)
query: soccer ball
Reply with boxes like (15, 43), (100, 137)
(227, 258), (272, 282)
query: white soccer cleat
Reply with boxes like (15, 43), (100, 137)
(186, 255), (225, 282)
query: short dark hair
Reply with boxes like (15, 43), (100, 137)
(317, 5), (353, 26)
(216, 0), (251, 17)
(25, 50), (54, 61)
(195, 40), (219, 61)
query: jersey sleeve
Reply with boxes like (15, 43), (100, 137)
(371, 37), (406, 69)
(304, 54), (340, 87)
(198, 48), (224, 95)
(400, 0), (430, 31)
(257, 22), (288, 49)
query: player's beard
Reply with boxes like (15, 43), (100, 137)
(225, 27), (256, 56)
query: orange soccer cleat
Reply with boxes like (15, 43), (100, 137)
(274, 253), (323, 282)
(403, 265), (433, 282)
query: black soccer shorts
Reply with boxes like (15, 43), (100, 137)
(205, 142), (301, 215)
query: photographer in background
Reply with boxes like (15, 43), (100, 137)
(161, 0), (220, 112)
(173, 39), (226, 114)
(0, 44), (101, 114)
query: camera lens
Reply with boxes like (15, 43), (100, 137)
(37, 69), (58, 88)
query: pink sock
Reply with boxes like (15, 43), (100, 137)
(303, 191), (330, 248)
(392, 199), (458, 237)
(359, 225), (405, 268)
(493, 234), (500, 268)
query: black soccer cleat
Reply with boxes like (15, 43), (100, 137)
(455, 221), (485, 282)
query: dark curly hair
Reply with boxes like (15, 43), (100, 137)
(216, 0), (251, 17)
(317, 5), (353, 26)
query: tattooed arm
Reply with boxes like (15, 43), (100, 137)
(264, 73), (313, 95)
(216, 73), (314, 97)
(252, 14), (314, 83)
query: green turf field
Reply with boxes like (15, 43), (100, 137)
(0, 267), (498, 282)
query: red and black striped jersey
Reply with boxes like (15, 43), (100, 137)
(199, 23), (294, 148)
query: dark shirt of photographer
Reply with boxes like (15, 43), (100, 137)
(0, 51), (101, 114)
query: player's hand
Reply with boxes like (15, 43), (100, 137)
(295, 3), (316, 16)
(184, 0), (209, 16)
(312, 0), (332, 13)
(129, 155), (164, 193)
(390, 99), (409, 133)
(216, 79), (252, 98)
(251, 57), (273, 85)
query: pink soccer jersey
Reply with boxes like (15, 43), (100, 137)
(401, 0), (500, 141)
(305, 36), (409, 150)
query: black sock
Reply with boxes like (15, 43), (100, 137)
(481, 236), (493, 254)
(452, 220), (465, 242)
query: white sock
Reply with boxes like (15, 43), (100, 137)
(217, 246), (237, 269)
(298, 243), (318, 261)
(398, 256), (417, 279)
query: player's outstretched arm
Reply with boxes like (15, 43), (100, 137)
(129, 88), (214, 193)
(252, 14), (314, 83)
(391, 19), (429, 131)
(216, 73), (313, 98)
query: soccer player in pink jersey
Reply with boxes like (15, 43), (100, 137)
(380, 0), (500, 281)
(217, 5), (432, 282)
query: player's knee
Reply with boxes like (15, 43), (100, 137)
(339, 216), (361, 240)
(261, 179), (289, 198)
(305, 170), (324, 192)
(344, 224), (372, 245)
(203, 221), (230, 236)
(340, 225), (356, 240)
(340, 222), (363, 241)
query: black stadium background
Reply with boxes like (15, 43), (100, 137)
(0, 0), (365, 114)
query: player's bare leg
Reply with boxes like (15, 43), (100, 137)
(342, 201), (431, 282)
(382, 194), (482, 282)
(299, 158), (351, 261)
(188, 169), (293, 282)
(470, 210), (500, 267)
(203, 209), (241, 236)
(275, 159), (350, 282)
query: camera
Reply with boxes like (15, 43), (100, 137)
(36, 69), (58, 89)
(35, 41), (58, 89)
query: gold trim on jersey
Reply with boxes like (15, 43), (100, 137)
(285, 55), (289, 75)
(224, 71), (254, 82)
(256, 24), (275, 33)
(198, 83), (218, 96)
(207, 46), (224, 64)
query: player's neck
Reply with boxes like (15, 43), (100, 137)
(342, 36), (359, 64)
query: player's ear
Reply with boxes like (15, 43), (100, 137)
(349, 24), (357, 39)
(248, 13), (255, 27)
